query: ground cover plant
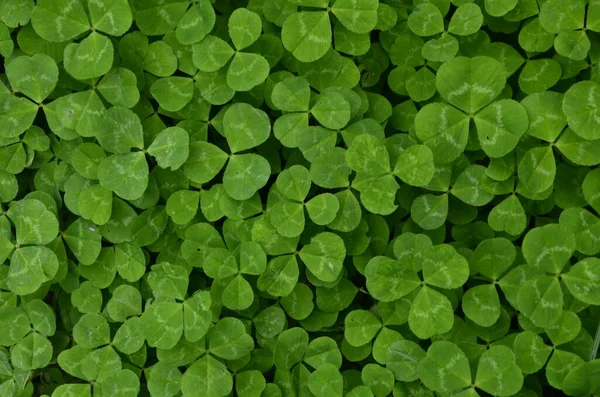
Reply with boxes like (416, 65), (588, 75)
(1, 0), (600, 396)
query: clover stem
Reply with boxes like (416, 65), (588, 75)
(590, 319), (600, 361)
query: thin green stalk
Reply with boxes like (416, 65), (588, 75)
(590, 320), (600, 361)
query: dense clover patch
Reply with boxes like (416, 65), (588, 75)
(1, 0), (600, 396)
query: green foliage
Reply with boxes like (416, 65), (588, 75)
(1, 1), (600, 397)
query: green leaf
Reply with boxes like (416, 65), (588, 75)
(224, 103), (271, 153)
(411, 193), (448, 230)
(106, 284), (142, 322)
(474, 99), (529, 158)
(344, 310), (381, 347)
(64, 32), (114, 80)
(62, 218), (102, 266)
(306, 193), (339, 225)
(299, 232), (346, 282)
(31, 0), (90, 42)
(78, 184), (113, 225)
(44, 90), (105, 139)
(147, 127), (189, 171)
(331, 0), (378, 34)
(229, 8), (262, 51)
(6, 54), (58, 103)
(472, 237), (516, 280)
(304, 336), (342, 368)
(274, 327), (309, 370)
(485, 0), (518, 16)
(71, 281), (103, 314)
(408, 3), (444, 36)
(584, 168), (600, 213)
(88, 0), (132, 36)
(448, 4), (483, 36)
(98, 152), (149, 201)
(7, 198), (58, 245)
(52, 384), (91, 397)
(222, 275), (255, 310)
(452, 165), (495, 206)
(254, 306), (286, 339)
(238, 241), (266, 275)
(386, 340), (426, 382)
(166, 190), (199, 225)
(280, 283), (313, 320)
(275, 165), (311, 202)
(393, 233), (433, 272)
(272, 76), (311, 112)
(80, 345), (121, 381)
(436, 56), (506, 114)
(95, 369), (140, 397)
(546, 350), (584, 390)
(518, 59), (562, 94)
(554, 30), (590, 61)
(141, 301), (183, 349)
(563, 81), (600, 140)
(236, 370), (266, 397)
(227, 52), (270, 92)
(422, 34), (459, 63)
(405, 67), (436, 103)
(562, 258), (600, 305)
(73, 313), (110, 349)
(24, 299), (57, 338)
(545, 310), (581, 346)
(475, 346), (524, 396)
(223, 154), (271, 201)
(0, 0), (34, 28)
(209, 317), (254, 360)
(144, 41), (177, 77)
(147, 262), (188, 300)
(521, 91), (567, 142)
(192, 36), (234, 72)
(488, 195), (526, 235)
(113, 318), (144, 354)
(96, 106), (144, 154)
(462, 284), (501, 327)
(183, 291), (212, 342)
(517, 147), (556, 194)
(346, 134), (390, 175)
(556, 128), (600, 166)
(282, 11), (331, 63)
(365, 256), (421, 302)
(183, 141), (228, 185)
(257, 254), (299, 296)
(146, 362), (182, 397)
(409, 287), (454, 339)
(522, 223), (575, 273)
(311, 91), (351, 130)
(151, 77), (195, 112)
(308, 363), (343, 397)
(417, 341), (471, 393)
(517, 275), (563, 328)
(0, 94), (38, 139)
(394, 144), (435, 187)
(422, 244), (469, 289)
(7, 246), (58, 295)
(181, 355), (233, 397)
(415, 103), (470, 164)
(176, 0), (215, 45)
(514, 331), (552, 374)
(268, 201), (304, 238)
(11, 332), (53, 370)
(0, 307), (31, 346)
(518, 19), (554, 52)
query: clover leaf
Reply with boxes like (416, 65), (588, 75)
(1, 3), (599, 396)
